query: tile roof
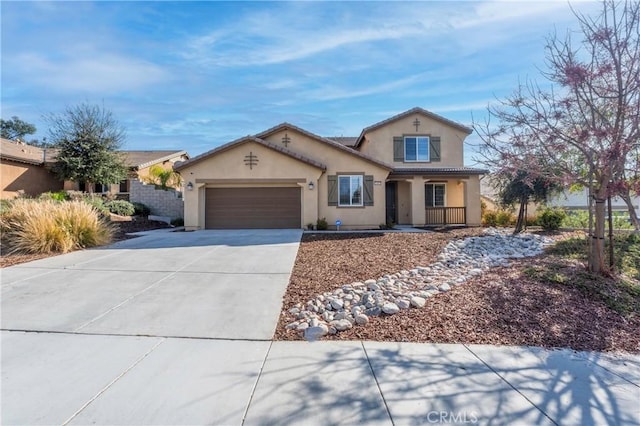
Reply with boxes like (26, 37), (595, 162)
(1, 141), (188, 170)
(174, 136), (327, 171)
(389, 167), (488, 176)
(255, 123), (393, 170)
(355, 107), (473, 147)
(325, 136), (358, 147)
(120, 150), (188, 169)
(0, 138), (56, 165)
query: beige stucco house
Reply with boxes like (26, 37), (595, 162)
(0, 138), (62, 198)
(175, 107), (486, 230)
(1, 138), (189, 200)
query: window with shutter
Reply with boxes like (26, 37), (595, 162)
(404, 136), (430, 162)
(425, 183), (446, 207)
(338, 175), (363, 207)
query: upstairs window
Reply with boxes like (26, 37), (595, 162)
(404, 136), (430, 162)
(338, 175), (363, 207)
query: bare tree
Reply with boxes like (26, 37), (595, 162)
(475, 0), (640, 274)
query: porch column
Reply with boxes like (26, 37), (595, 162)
(466, 175), (482, 226)
(410, 176), (425, 227)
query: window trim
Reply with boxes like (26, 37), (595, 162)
(338, 175), (364, 207)
(404, 136), (430, 162)
(426, 183), (446, 207)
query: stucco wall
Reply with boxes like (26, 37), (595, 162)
(262, 130), (390, 229)
(359, 113), (468, 168)
(1, 160), (63, 198)
(130, 179), (184, 219)
(179, 141), (324, 230)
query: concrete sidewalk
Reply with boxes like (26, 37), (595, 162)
(3, 331), (639, 425)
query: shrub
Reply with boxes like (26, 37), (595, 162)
(316, 217), (328, 230)
(496, 211), (515, 226)
(562, 210), (589, 228)
(65, 190), (85, 201)
(539, 208), (566, 231)
(104, 200), (135, 216)
(171, 218), (184, 227)
(0, 199), (112, 254)
(39, 191), (69, 202)
(0, 199), (12, 215)
(82, 195), (109, 215)
(526, 215), (539, 227)
(482, 211), (498, 227)
(132, 202), (151, 217)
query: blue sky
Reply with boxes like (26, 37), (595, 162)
(1, 1), (599, 164)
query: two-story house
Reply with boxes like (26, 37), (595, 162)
(174, 107), (486, 230)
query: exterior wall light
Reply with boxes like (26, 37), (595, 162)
(186, 182), (194, 191)
(308, 181), (315, 190)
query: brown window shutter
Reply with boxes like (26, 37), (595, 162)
(363, 175), (374, 206)
(430, 137), (441, 162)
(393, 137), (404, 162)
(328, 175), (338, 206)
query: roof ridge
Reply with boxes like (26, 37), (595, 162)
(255, 122), (393, 170)
(355, 107), (473, 146)
(174, 135), (326, 171)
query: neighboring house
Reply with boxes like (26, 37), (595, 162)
(548, 189), (640, 216)
(0, 138), (62, 198)
(1, 138), (189, 200)
(64, 150), (189, 196)
(175, 107), (486, 230)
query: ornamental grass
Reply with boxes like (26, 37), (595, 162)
(0, 199), (113, 254)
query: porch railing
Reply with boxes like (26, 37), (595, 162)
(425, 207), (466, 225)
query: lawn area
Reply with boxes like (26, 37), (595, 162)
(275, 229), (640, 353)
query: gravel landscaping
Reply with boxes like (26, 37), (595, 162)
(275, 229), (640, 353)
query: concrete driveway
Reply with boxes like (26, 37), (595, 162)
(2, 228), (302, 340)
(2, 228), (639, 425)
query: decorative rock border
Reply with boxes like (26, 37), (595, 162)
(283, 229), (555, 341)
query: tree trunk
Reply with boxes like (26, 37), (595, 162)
(590, 197), (607, 274)
(619, 191), (640, 232)
(513, 195), (526, 234)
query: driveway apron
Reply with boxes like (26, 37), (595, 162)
(2, 229), (301, 425)
(2, 229), (302, 339)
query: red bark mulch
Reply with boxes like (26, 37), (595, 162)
(274, 230), (640, 353)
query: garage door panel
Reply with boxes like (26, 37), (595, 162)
(205, 187), (301, 229)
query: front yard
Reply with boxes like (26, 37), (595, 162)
(275, 229), (640, 353)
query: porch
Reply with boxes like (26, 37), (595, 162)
(385, 172), (483, 227)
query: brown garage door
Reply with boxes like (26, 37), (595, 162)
(205, 187), (301, 229)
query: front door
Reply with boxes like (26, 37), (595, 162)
(385, 182), (397, 225)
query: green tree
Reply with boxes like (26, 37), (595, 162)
(145, 164), (182, 190)
(496, 170), (561, 234)
(46, 103), (127, 193)
(1, 116), (37, 141)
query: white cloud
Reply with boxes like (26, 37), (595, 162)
(301, 72), (434, 102)
(12, 52), (169, 93)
